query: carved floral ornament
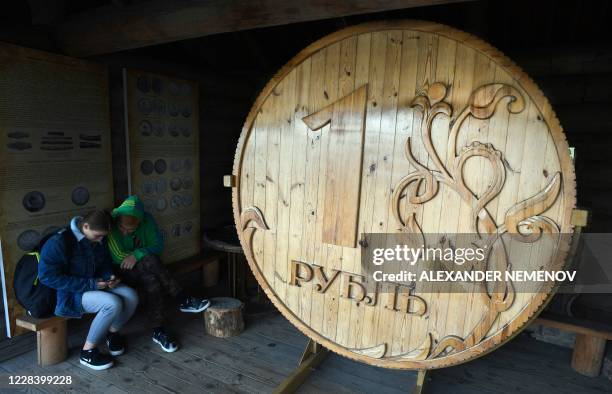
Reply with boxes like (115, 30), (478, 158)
(387, 81), (562, 360)
(238, 80), (565, 364)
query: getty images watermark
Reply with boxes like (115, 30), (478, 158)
(371, 243), (575, 283)
(360, 233), (612, 294)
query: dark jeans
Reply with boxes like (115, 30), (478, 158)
(116, 254), (182, 328)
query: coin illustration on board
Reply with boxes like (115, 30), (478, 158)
(139, 120), (153, 136)
(22, 191), (46, 213)
(138, 98), (153, 115)
(154, 159), (167, 174)
(71, 186), (90, 206)
(137, 75), (150, 93)
(140, 160), (154, 175)
(152, 78), (163, 94)
(170, 177), (182, 191)
(17, 229), (41, 251)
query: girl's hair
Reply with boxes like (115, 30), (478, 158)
(79, 210), (112, 232)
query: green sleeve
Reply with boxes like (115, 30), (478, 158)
(132, 213), (164, 261)
(108, 230), (129, 264)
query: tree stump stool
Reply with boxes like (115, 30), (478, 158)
(204, 297), (244, 338)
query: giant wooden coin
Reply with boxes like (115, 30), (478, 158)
(232, 21), (576, 369)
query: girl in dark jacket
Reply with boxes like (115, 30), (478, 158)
(38, 210), (138, 370)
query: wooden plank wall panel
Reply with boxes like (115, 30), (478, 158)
(374, 29), (404, 354)
(333, 35), (359, 347)
(346, 33), (373, 350)
(319, 42), (341, 341)
(358, 31), (388, 350)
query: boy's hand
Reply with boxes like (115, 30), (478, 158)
(96, 280), (108, 289)
(121, 255), (137, 270)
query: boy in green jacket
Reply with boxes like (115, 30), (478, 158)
(108, 195), (210, 352)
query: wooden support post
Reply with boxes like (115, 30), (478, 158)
(275, 341), (427, 392)
(568, 209), (589, 265)
(571, 334), (607, 377)
(223, 175), (236, 188)
(412, 370), (428, 394)
(17, 316), (69, 367)
(274, 339), (329, 394)
(37, 319), (68, 366)
(570, 208), (588, 228)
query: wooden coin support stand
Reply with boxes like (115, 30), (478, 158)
(273, 339), (427, 394)
(227, 167), (589, 392)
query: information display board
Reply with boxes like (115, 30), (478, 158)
(123, 69), (200, 263)
(0, 43), (113, 337)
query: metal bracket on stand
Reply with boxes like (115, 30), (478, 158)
(567, 208), (589, 272)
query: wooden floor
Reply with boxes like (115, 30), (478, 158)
(1, 310), (611, 393)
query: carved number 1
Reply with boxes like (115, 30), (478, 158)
(301, 84), (368, 248)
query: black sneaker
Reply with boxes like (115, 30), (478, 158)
(106, 331), (125, 356)
(179, 296), (211, 313)
(152, 328), (178, 353)
(80, 348), (114, 370)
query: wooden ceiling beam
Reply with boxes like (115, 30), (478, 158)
(55, 0), (471, 57)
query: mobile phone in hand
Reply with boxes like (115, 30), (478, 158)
(107, 276), (121, 288)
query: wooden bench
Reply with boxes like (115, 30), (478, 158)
(167, 251), (222, 286)
(16, 315), (68, 366)
(533, 314), (612, 377)
(11, 252), (221, 368)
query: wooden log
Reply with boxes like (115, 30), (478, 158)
(571, 333), (607, 377)
(204, 297), (244, 338)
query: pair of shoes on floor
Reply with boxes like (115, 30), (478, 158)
(79, 332), (125, 370)
(153, 327), (179, 353)
(154, 297), (209, 353)
(179, 296), (211, 313)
